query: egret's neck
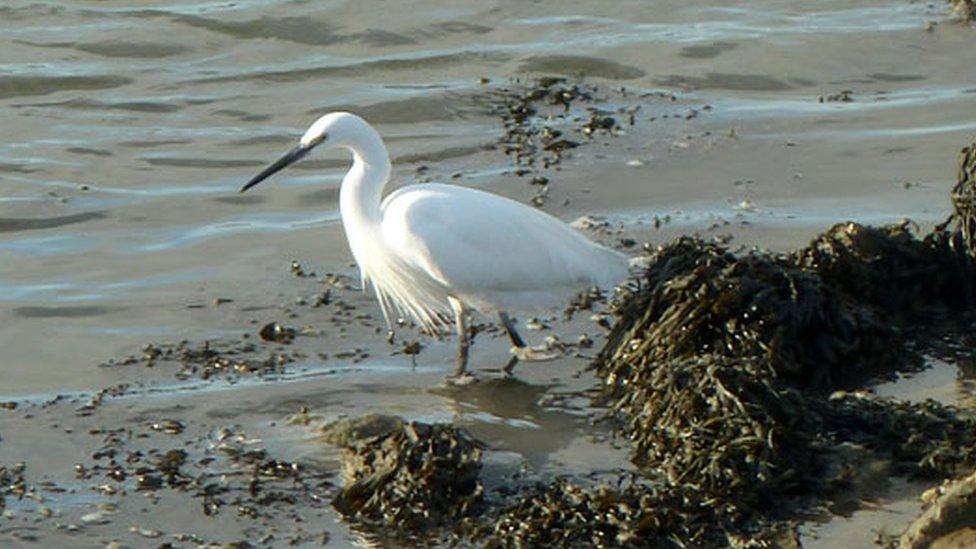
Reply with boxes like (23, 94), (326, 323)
(339, 135), (390, 250)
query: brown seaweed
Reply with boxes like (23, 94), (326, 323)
(600, 236), (890, 389)
(0, 462), (28, 512)
(585, 224), (976, 544)
(330, 419), (484, 536)
(953, 0), (976, 22)
(575, 139), (976, 544)
(469, 477), (801, 548)
(797, 221), (975, 315)
(939, 136), (976, 257)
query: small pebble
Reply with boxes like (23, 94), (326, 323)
(129, 526), (162, 538)
(81, 511), (110, 524)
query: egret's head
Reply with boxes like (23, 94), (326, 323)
(240, 111), (371, 193)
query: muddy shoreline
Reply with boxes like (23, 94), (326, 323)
(3, 71), (976, 547)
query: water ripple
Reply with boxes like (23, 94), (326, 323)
(0, 74), (131, 100)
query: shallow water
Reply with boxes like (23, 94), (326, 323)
(1, 0), (975, 546)
(2, 0), (973, 394)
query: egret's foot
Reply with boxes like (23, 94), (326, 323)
(444, 372), (479, 386)
(511, 344), (560, 362)
(502, 355), (520, 376)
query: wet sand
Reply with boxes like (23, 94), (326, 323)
(3, 0), (976, 546)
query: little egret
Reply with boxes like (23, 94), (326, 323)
(241, 112), (628, 382)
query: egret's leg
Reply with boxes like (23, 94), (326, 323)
(454, 307), (469, 376)
(499, 312), (526, 348)
(500, 311), (522, 375)
(447, 297), (476, 384)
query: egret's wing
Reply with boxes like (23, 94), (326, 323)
(381, 184), (626, 311)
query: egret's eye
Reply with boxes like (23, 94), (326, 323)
(312, 133), (328, 146)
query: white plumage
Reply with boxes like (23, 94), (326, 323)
(242, 112), (629, 381)
(378, 184), (627, 324)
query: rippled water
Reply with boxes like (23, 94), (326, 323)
(2, 0), (973, 395)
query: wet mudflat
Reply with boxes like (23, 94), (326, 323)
(0, 291), (627, 546)
(3, 76), (976, 547)
(4, 0), (976, 547)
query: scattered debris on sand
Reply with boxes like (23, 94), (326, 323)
(78, 422), (335, 543)
(101, 339), (300, 381)
(492, 77), (590, 170)
(819, 89), (854, 103)
(258, 321), (296, 343)
(484, 76), (688, 207)
(0, 462), (28, 511)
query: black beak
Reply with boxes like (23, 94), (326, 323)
(240, 144), (310, 193)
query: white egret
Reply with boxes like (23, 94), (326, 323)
(241, 112), (628, 382)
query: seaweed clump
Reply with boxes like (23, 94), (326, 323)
(0, 462), (28, 511)
(469, 389), (976, 547)
(953, 0), (976, 23)
(796, 221), (975, 316)
(470, 477), (800, 548)
(940, 136), (976, 258)
(608, 354), (817, 498)
(589, 174), (976, 542)
(483, 480), (656, 547)
(602, 236), (889, 389)
(329, 417), (484, 536)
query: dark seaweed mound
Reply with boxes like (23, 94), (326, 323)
(480, 480), (654, 547)
(603, 236), (890, 389)
(332, 421), (483, 534)
(476, 390), (976, 547)
(606, 354), (816, 499)
(797, 222), (976, 316)
(587, 222), (976, 542)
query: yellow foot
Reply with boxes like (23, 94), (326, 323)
(444, 372), (479, 386)
(511, 345), (561, 362)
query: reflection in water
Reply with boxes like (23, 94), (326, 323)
(0, 74), (131, 100)
(432, 377), (584, 471)
(517, 54), (645, 80)
(656, 72), (794, 91)
(679, 40), (739, 59)
(13, 305), (116, 318)
(196, 375), (588, 473)
(0, 211), (106, 233)
(873, 324), (976, 406)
